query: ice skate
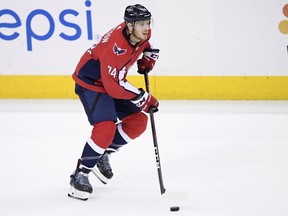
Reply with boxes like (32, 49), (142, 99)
(92, 151), (113, 184)
(68, 165), (93, 201)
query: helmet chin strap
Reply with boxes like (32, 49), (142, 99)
(128, 24), (141, 45)
(126, 21), (142, 45)
(129, 32), (141, 45)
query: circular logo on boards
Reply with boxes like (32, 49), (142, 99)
(279, 4), (288, 34)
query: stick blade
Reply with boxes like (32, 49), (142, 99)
(162, 190), (188, 201)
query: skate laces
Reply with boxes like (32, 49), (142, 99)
(98, 153), (111, 171)
(75, 171), (90, 185)
(79, 171), (89, 177)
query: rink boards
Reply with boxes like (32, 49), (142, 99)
(1, 75), (287, 99)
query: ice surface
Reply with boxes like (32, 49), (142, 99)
(0, 99), (288, 216)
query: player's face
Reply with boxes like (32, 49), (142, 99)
(132, 19), (151, 41)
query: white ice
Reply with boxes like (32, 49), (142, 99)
(0, 99), (288, 216)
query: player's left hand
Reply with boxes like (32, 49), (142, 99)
(131, 88), (159, 113)
(137, 49), (160, 74)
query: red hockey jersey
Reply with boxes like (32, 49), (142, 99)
(72, 22), (152, 100)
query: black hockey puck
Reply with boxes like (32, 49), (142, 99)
(170, 206), (180, 212)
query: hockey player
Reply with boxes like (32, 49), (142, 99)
(68, 4), (160, 200)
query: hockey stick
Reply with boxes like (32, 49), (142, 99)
(144, 71), (187, 201)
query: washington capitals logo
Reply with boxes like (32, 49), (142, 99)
(113, 43), (127, 56)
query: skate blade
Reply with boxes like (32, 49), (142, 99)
(91, 167), (109, 185)
(68, 187), (90, 201)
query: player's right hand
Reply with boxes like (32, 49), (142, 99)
(137, 49), (160, 74)
(131, 88), (159, 113)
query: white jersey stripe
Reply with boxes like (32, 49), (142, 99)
(118, 67), (141, 95)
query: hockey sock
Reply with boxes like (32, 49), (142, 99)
(81, 121), (116, 167)
(108, 112), (148, 151)
(80, 139), (104, 168)
(108, 123), (128, 151)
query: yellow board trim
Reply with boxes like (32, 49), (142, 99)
(0, 75), (288, 99)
